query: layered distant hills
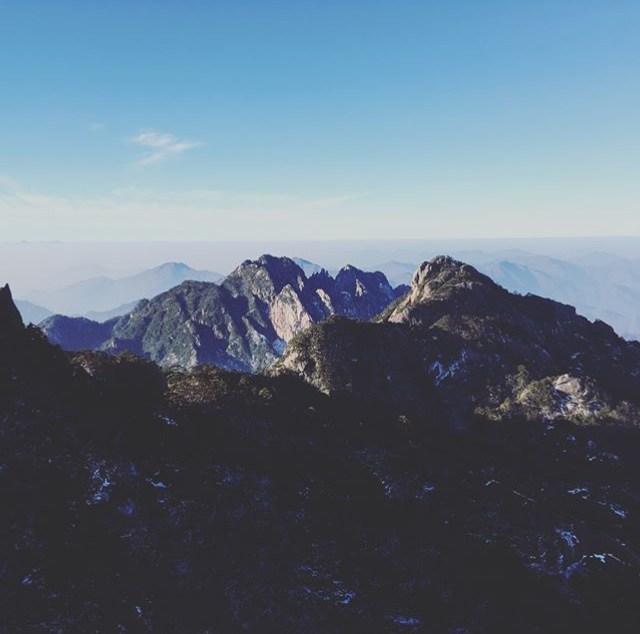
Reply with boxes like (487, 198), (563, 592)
(14, 250), (640, 342)
(41, 255), (407, 371)
(14, 299), (52, 325)
(25, 262), (223, 318)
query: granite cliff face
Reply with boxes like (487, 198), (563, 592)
(41, 255), (403, 371)
(2, 280), (640, 632)
(276, 256), (640, 426)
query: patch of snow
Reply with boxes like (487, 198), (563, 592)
(87, 464), (114, 505)
(160, 415), (178, 427)
(565, 552), (624, 577)
(390, 615), (422, 626)
(567, 486), (589, 497)
(118, 500), (136, 517)
(428, 350), (469, 386)
(336, 589), (356, 605)
(556, 528), (580, 549)
(147, 478), (168, 489)
(608, 503), (627, 519)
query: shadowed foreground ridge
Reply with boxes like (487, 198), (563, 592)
(2, 267), (640, 632)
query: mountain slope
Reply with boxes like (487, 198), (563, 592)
(40, 314), (119, 352)
(3, 280), (640, 632)
(41, 255), (404, 371)
(276, 256), (640, 426)
(27, 262), (223, 316)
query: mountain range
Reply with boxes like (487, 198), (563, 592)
(38, 253), (640, 428)
(41, 255), (407, 371)
(277, 256), (640, 426)
(1, 258), (640, 631)
(24, 262), (223, 318)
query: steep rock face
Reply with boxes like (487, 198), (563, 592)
(41, 256), (402, 371)
(0, 284), (24, 333)
(269, 284), (315, 343)
(277, 256), (640, 425)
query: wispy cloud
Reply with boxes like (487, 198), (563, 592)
(131, 129), (202, 166)
(0, 177), (369, 241)
(300, 193), (368, 209)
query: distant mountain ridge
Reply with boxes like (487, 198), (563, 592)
(15, 299), (52, 325)
(41, 255), (405, 371)
(27, 262), (223, 317)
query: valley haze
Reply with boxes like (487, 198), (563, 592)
(4, 238), (640, 341)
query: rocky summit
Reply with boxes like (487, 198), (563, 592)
(40, 255), (404, 372)
(276, 256), (640, 426)
(2, 269), (640, 633)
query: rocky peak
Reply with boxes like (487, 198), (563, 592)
(307, 267), (333, 286)
(386, 256), (502, 323)
(225, 255), (307, 300)
(335, 265), (392, 295)
(411, 255), (494, 296)
(0, 284), (24, 333)
(157, 261), (191, 274)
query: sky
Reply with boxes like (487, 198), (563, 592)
(1, 0), (639, 241)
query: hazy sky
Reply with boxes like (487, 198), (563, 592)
(1, 1), (639, 241)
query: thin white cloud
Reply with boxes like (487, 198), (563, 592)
(131, 129), (202, 166)
(301, 193), (368, 209)
(0, 177), (369, 241)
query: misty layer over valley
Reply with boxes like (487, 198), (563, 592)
(5, 239), (640, 342)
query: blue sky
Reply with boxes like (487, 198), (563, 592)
(1, 0), (639, 240)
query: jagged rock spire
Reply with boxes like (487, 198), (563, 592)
(0, 283), (24, 332)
